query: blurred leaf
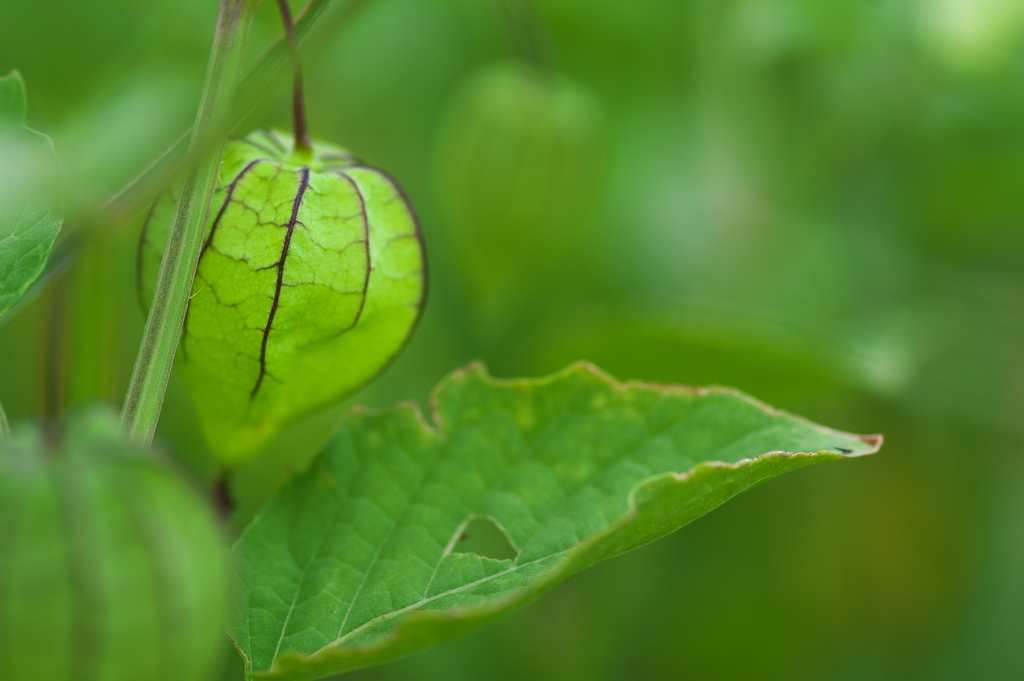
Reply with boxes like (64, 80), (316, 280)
(508, 307), (855, 404)
(0, 71), (62, 319)
(0, 409), (226, 681)
(229, 362), (879, 680)
(138, 129), (426, 465)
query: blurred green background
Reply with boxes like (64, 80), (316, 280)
(3, 0), (1024, 678)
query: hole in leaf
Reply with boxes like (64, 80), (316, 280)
(455, 516), (519, 562)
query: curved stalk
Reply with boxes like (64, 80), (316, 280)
(277, 0), (313, 155)
(494, 0), (552, 74)
(120, 0), (259, 445)
(104, 0), (354, 223)
(0, 1), (372, 333)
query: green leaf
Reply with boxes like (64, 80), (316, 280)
(0, 71), (63, 319)
(138, 129), (426, 464)
(0, 410), (227, 681)
(229, 362), (880, 680)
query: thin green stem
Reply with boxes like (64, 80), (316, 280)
(0, 398), (9, 438)
(104, 0), (343, 221)
(0, 0), (378, 331)
(120, 0), (259, 446)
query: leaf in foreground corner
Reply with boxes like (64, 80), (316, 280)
(230, 363), (880, 681)
(0, 71), (63, 319)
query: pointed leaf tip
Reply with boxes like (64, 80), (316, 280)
(230, 362), (880, 680)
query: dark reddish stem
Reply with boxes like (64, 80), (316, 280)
(495, 0), (551, 75)
(39, 270), (72, 425)
(277, 0), (312, 154)
(212, 475), (235, 522)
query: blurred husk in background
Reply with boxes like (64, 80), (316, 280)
(2, 0), (1023, 679)
(0, 410), (227, 681)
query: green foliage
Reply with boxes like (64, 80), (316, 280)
(0, 410), (226, 681)
(230, 363), (878, 680)
(0, 71), (62, 319)
(139, 129), (426, 464)
(15, 1), (1000, 679)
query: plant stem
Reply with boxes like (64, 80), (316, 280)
(0, 398), (9, 437)
(212, 474), (235, 522)
(0, 0), (381, 331)
(277, 0), (313, 154)
(120, 0), (259, 446)
(38, 271), (72, 425)
(494, 0), (552, 74)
